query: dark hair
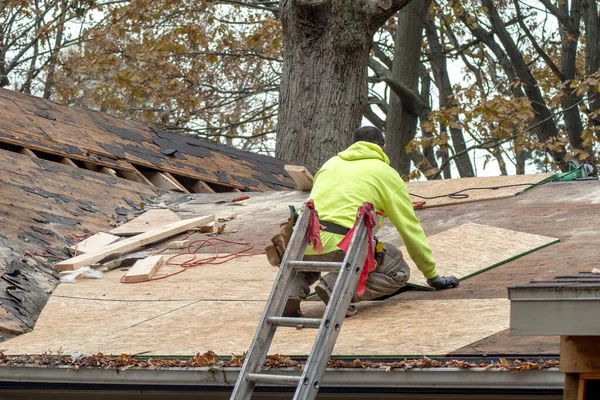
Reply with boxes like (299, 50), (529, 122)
(352, 126), (385, 146)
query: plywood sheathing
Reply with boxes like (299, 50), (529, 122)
(0, 88), (297, 192)
(403, 223), (559, 289)
(1, 278), (509, 356)
(405, 173), (554, 208)
(110, 209), (181, 236)
(53, 254), (278, 301)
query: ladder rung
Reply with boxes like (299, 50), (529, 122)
(246, 373), (301, 386)
(288, 260), (343, 273)
(267, 317), (322, 329)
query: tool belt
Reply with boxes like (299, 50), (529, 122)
(265, 211), (382, 268)
(265, 211), (298, 267)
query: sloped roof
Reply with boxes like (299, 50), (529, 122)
(0, 88), (298, 339)
(2, 178), (598, 359)
(0, 88), (296, 192)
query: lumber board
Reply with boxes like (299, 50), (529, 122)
(166, 240), (191, 249)
(19, 147), (37, 158)
(191, 180), (215, 193)
(110, 209), (181, 236)
(560, 336), (600, 374)
(69, 232), (120, 255)
(402, 223), (559, 290)
(405, 173), (555, 208)
(55, 215), (215, 271)
(122, 255), (163, 283)
(0, 294), (509, 356)
(284, 165), (314, 191)
(145, 171), (187, 192)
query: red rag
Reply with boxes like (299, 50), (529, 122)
(336, 202), (377, 296)
(306, 199), (324, 253)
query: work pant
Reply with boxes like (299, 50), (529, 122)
(288, 242), (410, 303)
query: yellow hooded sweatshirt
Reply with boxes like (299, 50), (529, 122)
(305, 141), (437, 279)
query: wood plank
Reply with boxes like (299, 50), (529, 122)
(144, 171), (187, 192)
(19, 148), (38, 158)
(564, 373), (580, 400)
(110, 209), (181, 236)
(166, 240), (191, 249)
(119, 168), (155, 186)
(191, 180), (215, 193)
(402, 223), (559, 290)
(122, 255), (163, 283)
(284, 165), (314, 191)
(560, 336), (600, 374)
(55, 215), (215, 271)
(99, 166), (118, 178)
(60, 158), (78, 168)
(69, 232), (120, 255)
(162, 172), (190, 193)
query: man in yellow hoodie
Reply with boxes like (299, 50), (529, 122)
(284, 126), (458, 317)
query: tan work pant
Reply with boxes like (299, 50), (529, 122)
(289, 242), (410, 303)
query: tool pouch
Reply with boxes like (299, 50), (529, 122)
(265, 212), (298, 267)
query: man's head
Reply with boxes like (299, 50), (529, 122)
(352, 126), (385, 150)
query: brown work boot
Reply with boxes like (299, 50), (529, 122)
(315, 280), (358, 317)
(283, 298), (302, 318)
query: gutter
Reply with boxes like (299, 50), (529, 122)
(0, 366), (563, 392)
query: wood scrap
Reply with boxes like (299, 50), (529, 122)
(69, 232), (120, 255)
(122, 256), (163, 283)
(55, 215), (215, 271)
(167, 240), (191, 249)
(284, 165), (313, 191)
(110, 209), (181, 236)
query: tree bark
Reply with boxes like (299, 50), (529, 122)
(384, 0), (430, 177)
(582, 0), (600, 127)
(43, 0), (67, 99)
(0, 30), (8, 87)
(425, 17), (474, 178)
(558, 0), (584, 151)
(276, 0), (412, 167)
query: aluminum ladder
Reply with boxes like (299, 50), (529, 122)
(230, 203), (371, 400)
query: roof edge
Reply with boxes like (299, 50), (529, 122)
(0, 366), (563, 391)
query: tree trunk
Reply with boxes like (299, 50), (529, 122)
(43, 0), (67, 99)
(481, 0), (567, 170)
(385, 0), (430, 177)
(559, 0), (584, 151)
(276, 0), (412, 168)
(0, 31), (8, 88)
(582, 0), (600, 127)
(425, 17), (474, 178)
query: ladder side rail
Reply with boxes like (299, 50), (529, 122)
(294, 214), (370, 400)
(230, 207), (312, 400)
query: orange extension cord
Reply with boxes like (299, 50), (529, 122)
(119, 231), (264, 284)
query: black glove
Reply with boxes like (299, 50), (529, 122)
(427, 275), (459, 290)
